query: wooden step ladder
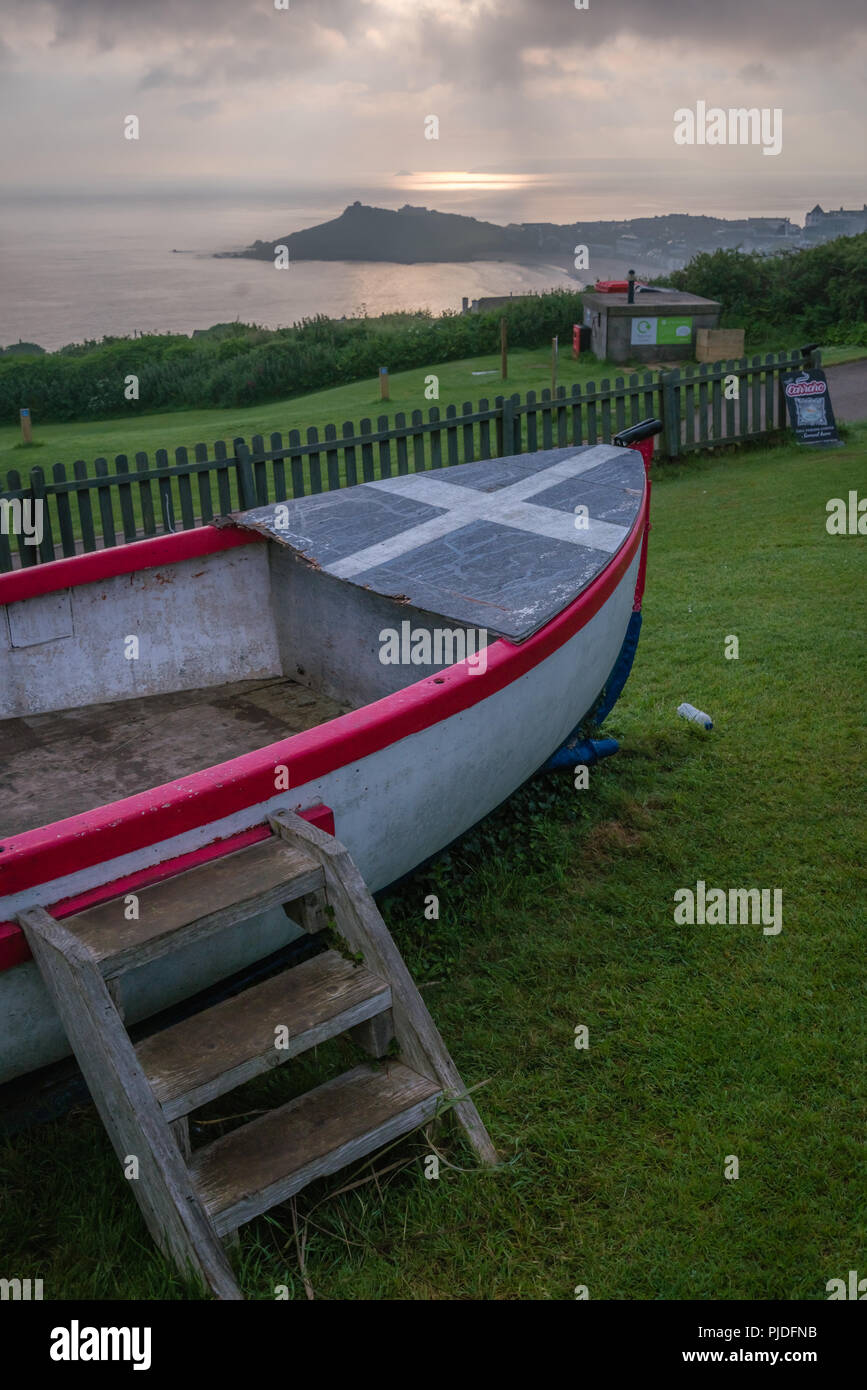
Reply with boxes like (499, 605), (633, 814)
(17, 809), (496, 1300)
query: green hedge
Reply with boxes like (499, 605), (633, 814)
(5, 232), (864, 426)
(661, 233), (867, 344)
(0, 292), (585, 424)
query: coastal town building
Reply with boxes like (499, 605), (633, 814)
(804, 205), (867, 239)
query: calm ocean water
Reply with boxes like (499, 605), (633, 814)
(1, 170), (859, 351)
(0, 193), (579, 352)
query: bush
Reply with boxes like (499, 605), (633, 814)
(0, 341), (45, 357)
(0, 292), (586, 424)
(661, 234), (867, 343)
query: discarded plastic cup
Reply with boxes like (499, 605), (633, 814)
(678, 702), (713, 730)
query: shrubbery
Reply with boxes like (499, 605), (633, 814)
(662, 233), (867, 345)
(2, 234), (864, 425)
(0, 292), (585, 423)
(0, 341), (45, 357)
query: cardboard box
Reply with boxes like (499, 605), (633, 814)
(696, 328), (745, 363)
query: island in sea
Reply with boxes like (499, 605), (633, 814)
(216, 201), (822, 276)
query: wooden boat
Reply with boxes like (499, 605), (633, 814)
(0, 433), (654, 1086)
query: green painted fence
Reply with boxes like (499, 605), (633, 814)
(0, 349), (806, 572)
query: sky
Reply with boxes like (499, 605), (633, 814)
(1, 0), (865, 220)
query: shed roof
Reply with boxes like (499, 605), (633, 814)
(582, 289), (721, 313)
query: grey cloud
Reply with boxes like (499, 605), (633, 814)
(20, 0), (379, 51)
(472, 157), (682, 174)
(15, 0), (867, 62)
(5, 0), (862, 111)
(505, 0), (866, 50)
(737, 62), (777, 82)
(138, 64), (177, 90)
(177, 99), (221, 119)
(414, 0), (866, 89)
(133, 39), (352, 96)
(14, 0), (398, 98)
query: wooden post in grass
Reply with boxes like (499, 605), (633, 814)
(379, 367), (389, 401)
(19, 408), (32, 444)
(551, 335), (559, 395)
(500, 318), (508, 381)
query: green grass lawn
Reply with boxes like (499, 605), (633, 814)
(2, 339), (851, 562)
(815, 343), (867, 368)
(4, 342), (860, 478)
(1, 424), (864, 1300)
(0, 348), (627, 476)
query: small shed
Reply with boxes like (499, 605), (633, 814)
(581, 288), (721, 365)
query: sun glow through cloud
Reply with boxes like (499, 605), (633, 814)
(395, 172), (547, 194)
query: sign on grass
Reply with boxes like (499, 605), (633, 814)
(782, 369), (842, 447)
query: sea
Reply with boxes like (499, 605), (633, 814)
(0, 171), (859, 352)
(0, 189), (576, 352)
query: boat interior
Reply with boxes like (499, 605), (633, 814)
(0, 676), (350, 839)
(0, 445), (642, 841)
(0, 536), (478, 841)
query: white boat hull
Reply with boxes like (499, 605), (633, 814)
(0, 443), (648, 1085)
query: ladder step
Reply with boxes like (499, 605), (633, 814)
(60, 837), (324, 977)
(137, 951), (392, 1121)
(191, 1062), (442, 1236)
(18, 809), (494, 1298)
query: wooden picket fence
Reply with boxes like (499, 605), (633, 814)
(0, 349), (806, 571)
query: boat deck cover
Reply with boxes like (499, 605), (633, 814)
(231, 443), (644, 641)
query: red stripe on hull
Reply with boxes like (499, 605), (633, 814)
(0, 526), (261, 606)
(0, 805), (333, 973)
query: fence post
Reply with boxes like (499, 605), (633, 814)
(30, 466), (55, 564)
(510, 392), (522, 454)
(499, 396), (515, 457)
(234, 437), (256, 510)
(0, 487), (11, 571)
(660, 371), (680, 458)
(155, 449), (175, 533)
(159, 490), (176, 533)
(776, 354), (789, 432)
